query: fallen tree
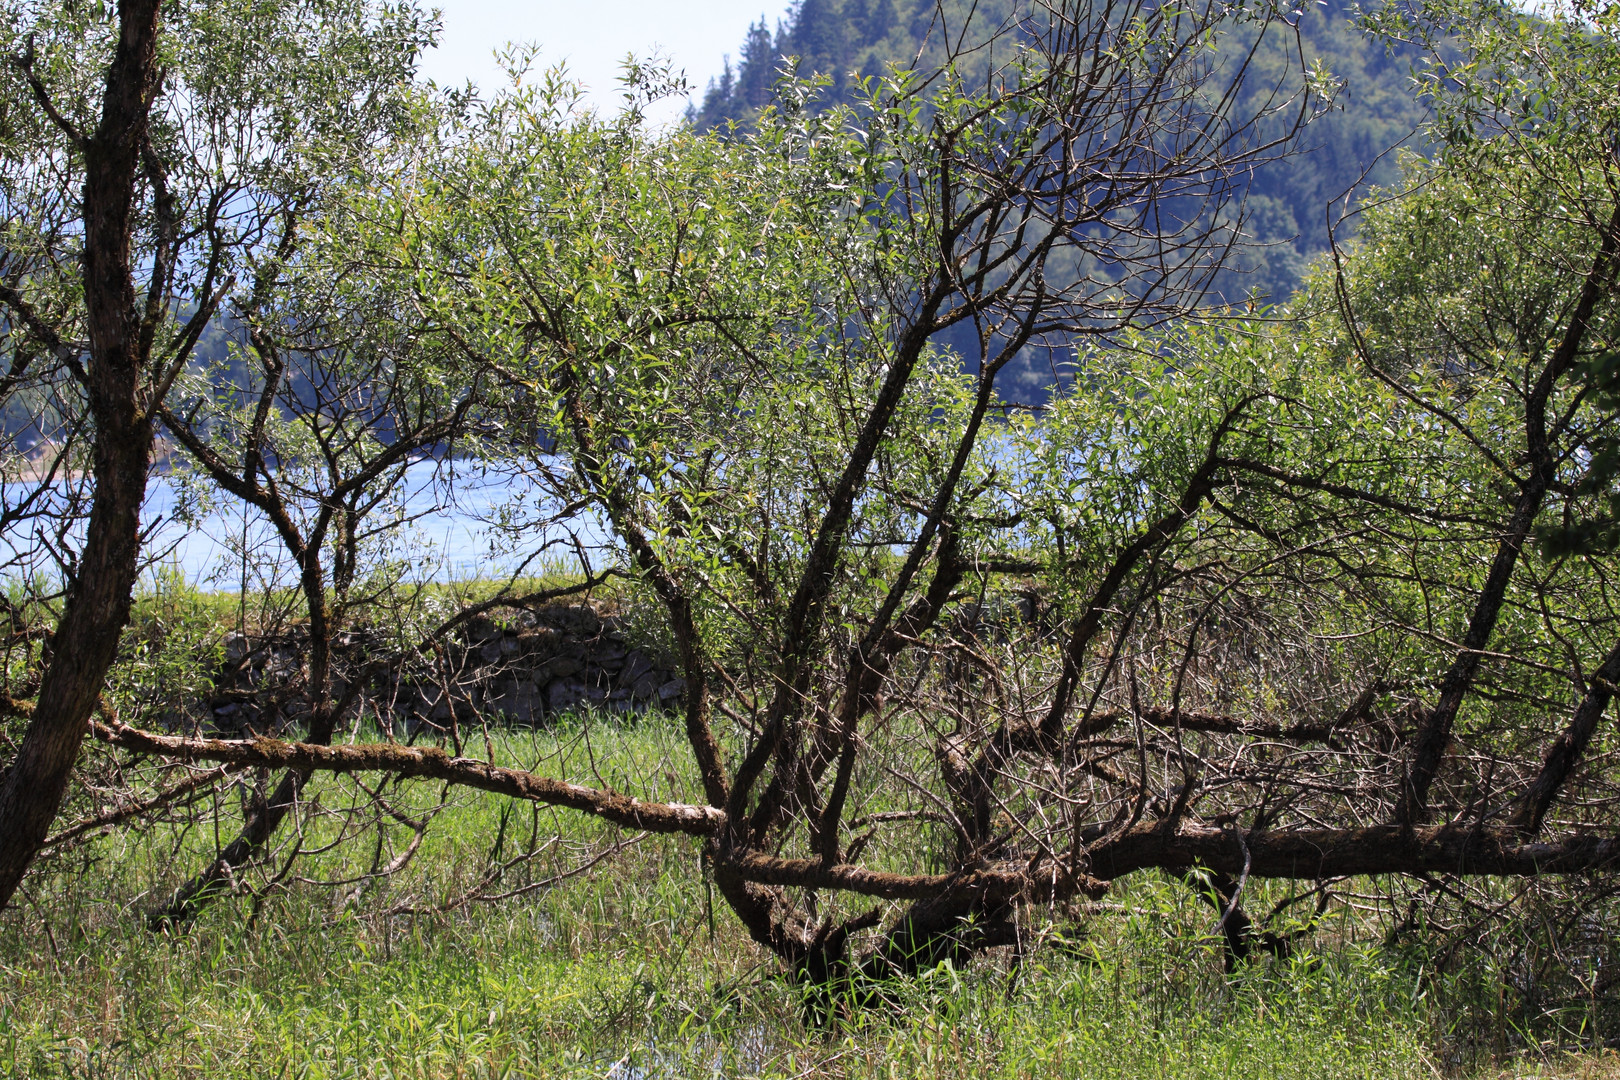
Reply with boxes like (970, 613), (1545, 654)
(92, 720), (1620, 887)
(357, 0), (1620, 991)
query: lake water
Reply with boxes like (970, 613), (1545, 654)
(0, 430), (1039, 589)
(0, 459), (615, 588)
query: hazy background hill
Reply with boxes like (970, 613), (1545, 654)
(689, 0), (1427, 378)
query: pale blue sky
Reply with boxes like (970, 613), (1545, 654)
(417, 1), (793, 125)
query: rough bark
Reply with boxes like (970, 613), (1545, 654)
(93, 720), (725, 836)
(101, 722), (1620, 878)
(1087, 822), (1620, 879)
(0, 0), (165, 911)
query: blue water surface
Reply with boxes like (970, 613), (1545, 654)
(0, 458), (614, 589)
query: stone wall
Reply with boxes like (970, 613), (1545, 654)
(206, 602), (683, 735)
(449, 604), (684, 725)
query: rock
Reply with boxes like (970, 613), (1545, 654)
(548, 678), (589, 713)
(538, 605), (599, 637)
(608, 687), (649, 715)
(522, 627), (561, 655)
(618, 650), (655, 688)
(487, 678), (541, 724)
(542, 656), (583, 680)
(205, 601), (685, 735)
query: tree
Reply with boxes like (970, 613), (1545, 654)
(0, 0), (436, 910)
(146, 189), (492, 923)
(1326, 0), (1620, 835)
(144, 0), (1320, 987)
(691, 0), (1428, 336)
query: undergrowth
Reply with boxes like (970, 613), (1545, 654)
(0, 713), (1579, 1080)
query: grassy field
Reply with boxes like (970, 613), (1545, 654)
(0, 712), (1607, 1079)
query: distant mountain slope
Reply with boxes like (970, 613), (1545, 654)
(689, 0), (1426, 311)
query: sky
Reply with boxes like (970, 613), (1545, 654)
(416, 1), (793, 127)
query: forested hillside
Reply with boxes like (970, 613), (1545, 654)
(692, 0), (1425, 313)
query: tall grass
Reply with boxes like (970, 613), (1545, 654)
(0, 712), (1467, 1079)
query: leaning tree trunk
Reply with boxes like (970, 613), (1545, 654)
(0, 0), (163, 911)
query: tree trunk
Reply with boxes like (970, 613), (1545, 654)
(0, 0), (164, 911)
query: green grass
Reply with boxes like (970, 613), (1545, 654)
(0, 713), (1557, 1079)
